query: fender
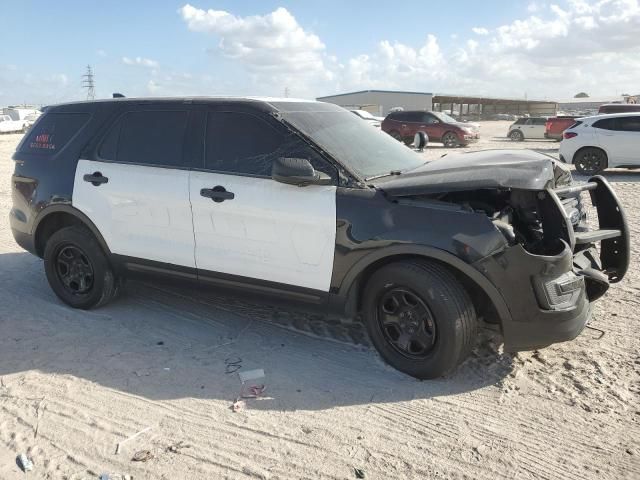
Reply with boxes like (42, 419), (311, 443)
(33, 204), (112, 257)
(332, 244), (513, 325)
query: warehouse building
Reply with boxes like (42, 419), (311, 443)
(316, 90), (433, 116)
(317, 90), (558, 118)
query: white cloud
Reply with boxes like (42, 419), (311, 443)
(122, 56), (159, 68)
(336, 0), (640, 98)
(472, 27), (489, 35)
(97, 49), (107, 57)
(179, 4), (332, 96)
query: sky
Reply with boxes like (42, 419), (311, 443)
(1, 0), (639, 106)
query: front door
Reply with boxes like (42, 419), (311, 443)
(73, 108), (196, 268)
(190, 109), (338, 292)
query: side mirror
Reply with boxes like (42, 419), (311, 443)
(272, 157), (332, 186)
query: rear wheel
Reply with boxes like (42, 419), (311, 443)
(442, 132), (459, 148)
(44, 225), (119, 309)
(362, 260), (477, 379)
(574, 147), (607, 175)
(509, 130), (524, 141)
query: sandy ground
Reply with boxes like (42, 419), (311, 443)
(0, 122), (638, 479)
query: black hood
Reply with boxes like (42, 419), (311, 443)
(372, 149), (569, 196)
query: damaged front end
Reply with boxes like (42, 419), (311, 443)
(376, 153), (630, 351)
(445, 174), (628, 350)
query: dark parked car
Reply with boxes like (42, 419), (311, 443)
(10, 97), (629, 379)
(382, 110), (479, 147)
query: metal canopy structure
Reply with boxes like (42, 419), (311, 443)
(432, 94), (558, 118)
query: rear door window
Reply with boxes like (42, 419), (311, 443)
(20, 113), (90, 155)
(593, 118), (617, 130)
(98, 110), (189, 167)
(617, 116), (640, 132)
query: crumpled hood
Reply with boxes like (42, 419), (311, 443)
(372, 149), (568, 196)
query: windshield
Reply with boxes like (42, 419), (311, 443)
(281, 110), (425, 179)
(432, 111), (458, 123)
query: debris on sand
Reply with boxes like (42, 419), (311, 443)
(115, 426), (154, 454)
(17, 453), (34, 472)
(167, 441), (191, 453)
(132, 449), (154, 462)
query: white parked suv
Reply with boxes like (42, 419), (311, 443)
(559, 112), (640, 175)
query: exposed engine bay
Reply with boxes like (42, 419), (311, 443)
(428, 188), (586, 256)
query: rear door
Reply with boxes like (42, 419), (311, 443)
(614, 116), (640, 164)
(190, 108), (338, 292)
(72, 107), (197, 268)
(592, 117), (624, 166)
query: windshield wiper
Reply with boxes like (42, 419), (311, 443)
(364, 170), (403, 181)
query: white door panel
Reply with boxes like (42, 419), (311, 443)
(73, 160), (195, 268)
(190, 172), (336, 291)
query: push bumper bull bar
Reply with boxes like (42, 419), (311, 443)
(475, 175), (629, 351)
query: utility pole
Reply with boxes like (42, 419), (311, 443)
(82, 65), (96, 100)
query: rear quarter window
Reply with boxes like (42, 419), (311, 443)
(20, 113), (90, 155)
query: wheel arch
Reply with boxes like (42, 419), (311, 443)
(337, 246), (512, 327)
(33, 205), (111, 258)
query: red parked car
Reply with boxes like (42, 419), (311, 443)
(545, 116), (577, 141)
(382, 110), (479, 147)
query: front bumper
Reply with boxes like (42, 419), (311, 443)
(461, 134), (479, 144)
(474, 176), (629, 351)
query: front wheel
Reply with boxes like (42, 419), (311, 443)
(574, 147), (607, 175)
(442, 132), (459, 148)
(362, 260), (477, 379)
(44, 225), (120, 309)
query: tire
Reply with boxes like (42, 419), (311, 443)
(362, 260), (477, 379)
(509, 130), (524, 141)
(573, 147), (607, 175)
(44, 225), (119, 309)
(442, 132), (459, 148)
(389, 130), (402, 142)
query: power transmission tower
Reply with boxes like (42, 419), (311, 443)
(82, 65), (96, 100)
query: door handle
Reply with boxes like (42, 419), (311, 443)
(200, 186), (235, 203)
(83, 172), (109, 186)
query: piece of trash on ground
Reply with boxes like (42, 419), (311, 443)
(232, 399), (245, 412)
(225, 356), (242, 374)
(115, 425), (154, 454)
(132, 449), (154, 462)
(17, 453), (34, 472)
(354, 467), (366, 478)
(238, 368), (266, 398)
(99, 474), (132, 480)
(167, 441), (191, 453)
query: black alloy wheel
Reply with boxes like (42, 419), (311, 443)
(55, 244), (95, 296)
(377, 288), (437, 358)
(574, 147), (607, 175)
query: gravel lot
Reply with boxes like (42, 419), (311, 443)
(0, 123), (638, 479)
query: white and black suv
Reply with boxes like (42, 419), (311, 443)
(10, 97), (630, 379)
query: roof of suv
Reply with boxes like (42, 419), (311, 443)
(577, 111), (640, 122)
(45, 96), (340, 114)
